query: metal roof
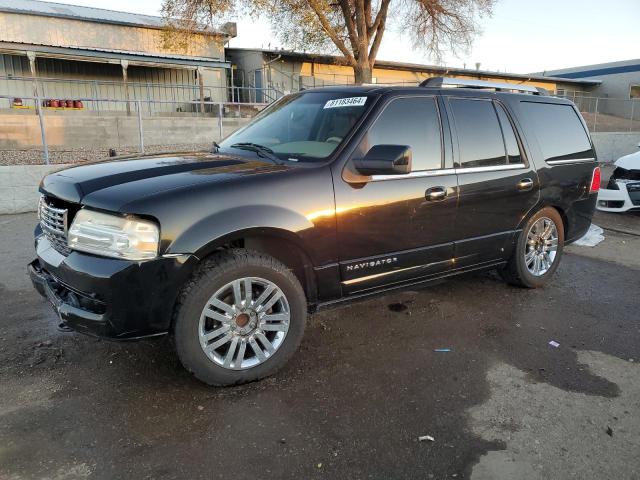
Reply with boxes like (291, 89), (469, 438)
(0, 41), (230, 69)
(541, 59), (640, 79)
(0, 0), (230, 36)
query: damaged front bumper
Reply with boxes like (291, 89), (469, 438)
(29, 259), (108, 334)
(29, 234), (198, 340)
(597, 180), (640, 212)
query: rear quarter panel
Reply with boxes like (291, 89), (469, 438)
(504, 95), (598, 241)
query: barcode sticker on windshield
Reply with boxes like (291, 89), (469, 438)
(323, 97), (367, 109)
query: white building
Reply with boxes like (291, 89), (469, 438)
(0, 0), (236, 110)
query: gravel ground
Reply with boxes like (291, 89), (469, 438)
(0, 144), (212, 166)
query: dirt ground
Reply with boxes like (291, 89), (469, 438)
(1, 211), (639, 480)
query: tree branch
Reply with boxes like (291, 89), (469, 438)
(338, 0), (359, 53)
(364, 0), (372, 30)
(307, 0), (356, 64)
(162, 0), (494, 82)
(368, 0), (390, 66)
(354, 0), (368, 62)
(354, 0), (367, 38)
(367, 0), (390, 38)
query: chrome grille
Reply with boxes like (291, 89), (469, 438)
(38, 196), (71, 255)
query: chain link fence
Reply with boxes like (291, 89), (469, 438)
(0, 95), (267, 165)
(556, 93), (640, 133)
(0, 75), (283, 113)
(3, 88), (640, 165)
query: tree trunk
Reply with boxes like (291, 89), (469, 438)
(353, 61), (373, 85)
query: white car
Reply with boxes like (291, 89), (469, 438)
(597, 144), (640, 212)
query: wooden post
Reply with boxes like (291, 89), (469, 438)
(136, 100), (144, 154)
(27, 51), (49, 165)
(230, 66), (235, 103)
(121, 60), (130, 116)
(27, 51), (38, 98)
(198, 67), (205, 115)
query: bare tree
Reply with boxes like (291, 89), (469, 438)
(162, 0), (494, 84)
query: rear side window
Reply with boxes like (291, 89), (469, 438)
(495, 104), (523, 165)
(358, 96), (442, 171)
(520, 102), (593, 162)
(449, 99), (509, 168)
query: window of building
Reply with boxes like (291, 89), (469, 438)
(358, 96), (443, 171)
(450, 98), (507, 168)
(520, 102), (593, 162)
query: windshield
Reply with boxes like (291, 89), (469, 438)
(219, 92), (375, 162)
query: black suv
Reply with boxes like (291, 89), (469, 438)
(29, 78), (601, 386)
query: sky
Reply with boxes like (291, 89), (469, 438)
(53, 0), (639, 74)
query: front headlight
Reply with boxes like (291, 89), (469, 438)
(68, 209), (159, 260)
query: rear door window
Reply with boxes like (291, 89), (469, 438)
(449, 99), (508, 168)
(519, 102), (593, 162)
(495, 103), (523, 165)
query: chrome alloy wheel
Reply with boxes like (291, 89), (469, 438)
(525, 217), (559, 276)
(198, 277), (290, 370)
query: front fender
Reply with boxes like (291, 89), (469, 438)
(167, 205), (316, 260)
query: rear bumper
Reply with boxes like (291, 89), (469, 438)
(597, 182), (640, 212)
(29, 235), (198, 340)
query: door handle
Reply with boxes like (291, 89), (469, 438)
(517, 178), (534, 191)
(425, 186), (447, 201)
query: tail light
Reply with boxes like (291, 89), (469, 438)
(590, 166), (601, 193)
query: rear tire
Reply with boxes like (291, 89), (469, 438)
(499, 207), (564, 288)
(173, 249), (307, 386)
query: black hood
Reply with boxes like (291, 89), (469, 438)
(40, 152), (291, 211)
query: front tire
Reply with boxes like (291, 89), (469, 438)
(499, 207), (564, 288)
(173, 249), (307, 386)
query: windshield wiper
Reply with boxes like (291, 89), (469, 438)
(230, 142), (282, 164)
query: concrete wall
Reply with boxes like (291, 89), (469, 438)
(0, 113), (251, 149)
(0, 164), (70, 214)
(1, 110), (636, 160)
(592, 132), (640, 162)
(0, 113), (254, 213)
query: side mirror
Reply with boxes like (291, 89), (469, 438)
(353, 145), (412, 176)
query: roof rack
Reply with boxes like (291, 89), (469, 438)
(420, 77), (548, 95)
